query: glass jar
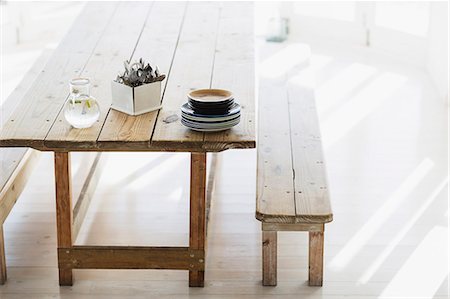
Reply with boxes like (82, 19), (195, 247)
(265, 17), (288, 42)
(64, 78), (100, 129)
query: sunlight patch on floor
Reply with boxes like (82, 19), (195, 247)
(259, 43), (311, 79)
(321, 71), (407, 148)
(124, 154), (187, 192)
(380, 226), (449, 298)
(359, 177), (449, 284)
(330, 158), (434, 269)
(317, 63), (377, 113)
(167, 186), (184, 202)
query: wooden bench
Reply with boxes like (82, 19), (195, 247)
(0, 51), (50, 284)
(256, 72), (333, 287)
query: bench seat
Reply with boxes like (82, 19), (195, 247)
(256, 70), (333, 287)
(0, 51), (52, 284)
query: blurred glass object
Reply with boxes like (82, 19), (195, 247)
(266, 17), (289, 42)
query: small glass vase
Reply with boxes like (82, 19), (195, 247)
(64, 78), (100, 129)
(266, 17), (288, 42)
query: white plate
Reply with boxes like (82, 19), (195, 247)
(181, 119), (240, 129)
(183, 125), (238, 132)
(181, 112), (240, 122)
(181, 118), (240, 130)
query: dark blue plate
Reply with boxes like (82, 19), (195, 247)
(181, 102), (240, 118)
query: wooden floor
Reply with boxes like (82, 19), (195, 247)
(1, 41), (448, 298)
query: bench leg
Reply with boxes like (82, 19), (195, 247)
(0, 225), (6, 284)
(309, 231), (324, 286)
(189, 153), (207, 287)
(262, 231), (277, 286)
(54, 152), (73, 286)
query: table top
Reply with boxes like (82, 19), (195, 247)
(0, 2), (255, 152)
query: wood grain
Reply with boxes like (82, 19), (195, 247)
(0, 51), (51, 127)
(0, 225), (5, 284)
(58, 246), (204, 270)
(206, 153), (220, 237)
(72, 153), (104, 240)
(262, 231), (277, 286)
(262, 222), (324, 232)
(97, 2), (187, 148)
(151, 2), (220, 149)
(256, 85), (296, 222)
(288, 81), (333, 224)
(45, 2), (152, 148)
(54, 152), (73, 286)
(0, 50), (50, 190)
(0, 149), (28, 192)
(204, 2), (255, 151)
(0, 48), (47, 220)
(0, 50), (50, 285)
(0, 3), (118, 147)
(189, 152), (207, 287)
(256, 80), (333, 224)
(309, 231), (324, 286)
(0, 150), (40, 224)
(255, 66), (331, 288)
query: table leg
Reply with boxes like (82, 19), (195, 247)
(189, 152), (207, 287)
(54, 152), (73, 286)
(309, 230), (324, 286)
(0, 225), (6, 284)
(262, 231), (277, 286)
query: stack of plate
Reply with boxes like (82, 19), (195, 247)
(181, 89), (241, 132)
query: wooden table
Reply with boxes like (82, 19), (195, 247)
(0, 2), (254, 287)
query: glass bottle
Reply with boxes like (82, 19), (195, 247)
(64, 78), (100, 129)
(266, 17), (288, 42)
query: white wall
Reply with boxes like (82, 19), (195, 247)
(275, 2), (449, 77)
(427, 2), (449, 104)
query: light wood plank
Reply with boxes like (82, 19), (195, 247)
(262, 231), (277, 286)
(256, 77), (332, 224)
(54, 152), (73, 286)
(71, 152), (102, 215)
(262, 223), (324, 232)
(204, 2), (255, 151)
(97, 2), (187, 148)
(309, 231), (324, 286)
(0, 149), (28, 192)
(256, 85), (296, 222)
(0, 50), (50, 285)
(151, 2), (220, 150)
(206, 153), (220, 236)
(72, 153), (105, 240)
(0, 50), (50, 190)
(45, 2), (152, 148)
(0, 50), (52, 126)
(288, 80), (333, 223)
(189, 152), (207, 287)
(0, 3), (118, 147)
(58, 246), (204, 270)
(0, 150), (40, 224)
(0, 225), (5, 284)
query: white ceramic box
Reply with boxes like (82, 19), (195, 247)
(111, 80), (162, 116)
